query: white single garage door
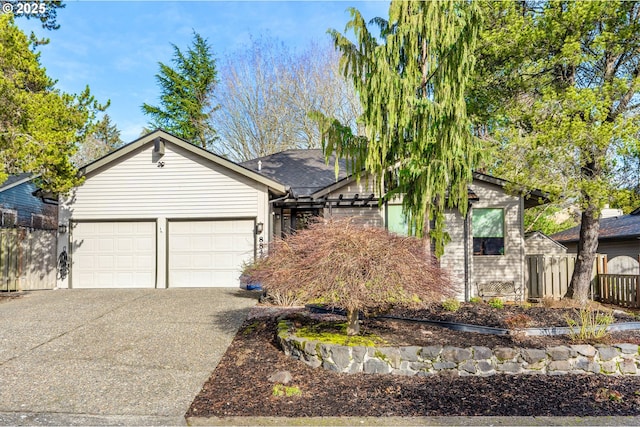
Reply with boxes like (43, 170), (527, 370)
(71, 221), (156, 288)
(168, 219), (255, 287)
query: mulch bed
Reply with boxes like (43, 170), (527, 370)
(187, 303), (640, 418)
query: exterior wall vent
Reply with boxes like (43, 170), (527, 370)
(153, 138), (165, 155)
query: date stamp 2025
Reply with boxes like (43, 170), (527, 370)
(2, 1), (47, 16)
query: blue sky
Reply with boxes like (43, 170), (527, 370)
(14, 1), (389, 142)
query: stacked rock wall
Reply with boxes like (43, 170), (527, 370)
(278, 321), (640, 376)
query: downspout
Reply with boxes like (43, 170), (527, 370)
(463, 201), (472, 302)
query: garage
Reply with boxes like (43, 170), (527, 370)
(57, 130), (286, 289)
(70, 221), (156, 288)
(168, 219), (255, 287)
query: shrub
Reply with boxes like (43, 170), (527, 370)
(565, 308), (614, 341)
(504, 313), (533, 329)
(469, 296), (483, 304)
(487, 298), (504, 309)
(244, 218), (455, 335)
(442, 298), (461, 312)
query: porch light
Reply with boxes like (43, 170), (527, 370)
(255, 222), (264, 234)
(58, 224), (68, 234)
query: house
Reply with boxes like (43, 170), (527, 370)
(242, 150), (547, 301)
(56, 130), (286, 289)
(57, 130), (546, 298)
(525, 231), (568, 255)
(552, 208), (640, 275)
(1, 174), (58, 290)
(0, 174), (58, 229)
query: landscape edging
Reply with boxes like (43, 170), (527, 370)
(277, 320), (640, 376)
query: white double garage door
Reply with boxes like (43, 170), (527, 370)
(70, 219), (255, 288)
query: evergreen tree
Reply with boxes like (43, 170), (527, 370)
(142, 32), (218, 149)
(314, 1), (481, 257)
(473, 1), (640, 304)
(0, 14), (106, 193)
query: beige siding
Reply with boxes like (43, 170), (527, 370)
(440, 209), (468, 298)
(65, 143), (263, 219)
(525, 233), (567, 255)
(323, 177), (383, 227)
(58, 140), (271, 289)
(469, 180), (525, 297)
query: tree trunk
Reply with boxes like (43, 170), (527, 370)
(346, 308), (360, 336)
(566, 205), (600, 306)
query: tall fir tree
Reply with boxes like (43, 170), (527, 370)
(314, 1), (481, 257)
(142, 32), (219, 149)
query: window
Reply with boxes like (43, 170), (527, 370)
(1, 209), (17, 227)
(472, 208), (504, 255)
(386, 204), (408, 236)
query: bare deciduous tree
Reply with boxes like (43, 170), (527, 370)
(212, 36), (361, 162)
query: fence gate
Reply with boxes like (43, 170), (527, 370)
(0, 227), (57, 291)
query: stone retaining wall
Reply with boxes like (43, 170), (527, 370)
(277, 321), (640, 376)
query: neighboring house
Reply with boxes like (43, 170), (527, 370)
(57, 130), (286, 289)
(0, 174), (57, 229)
(525, 231), (568, 255)
(58, 130), (546, 296)
(243, 150), (547, 301)
(552, 208), (640, 275)
(0, 174), (58, 290)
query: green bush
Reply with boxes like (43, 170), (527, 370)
(441, 298), (461, 312)
(469, 296), (483, 304)
(487, 298), (504, 309)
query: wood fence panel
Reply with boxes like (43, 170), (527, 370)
(0, 227), (57, 291)
(526, 254), (603, 300)
(597, 274), (640, 308)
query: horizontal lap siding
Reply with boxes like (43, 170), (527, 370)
(469, 180), (524, 295)
(66, 144), (261, 219)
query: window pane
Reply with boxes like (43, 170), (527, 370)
(472, 208), (504, 238)
(387, 204), (408, 236)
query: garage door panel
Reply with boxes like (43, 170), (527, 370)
(168, 219), (254, 287)
(71, 221), (156, 288)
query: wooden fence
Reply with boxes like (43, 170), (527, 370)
(526, 254), (606, 300)
(595, 274), (640, 308)
(0, 227), (57, 291)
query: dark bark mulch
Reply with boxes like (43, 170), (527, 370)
(187, 305), (640, 419)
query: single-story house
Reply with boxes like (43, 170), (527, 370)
(0, 174), (58, 230)
(242, 149), (547, 300)
(57, 130), (546, 299)
(552, 208), (640, 275)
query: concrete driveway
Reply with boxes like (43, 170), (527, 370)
(0, 288), (258, 426)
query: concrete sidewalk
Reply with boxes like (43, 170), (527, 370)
(0, 288), (257, 426)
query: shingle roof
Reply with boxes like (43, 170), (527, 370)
(551, 210), (640, 243)
(241, 149), (351, 197)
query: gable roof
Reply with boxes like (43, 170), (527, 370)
(241, 149), (351, 198)
(551, 209), (640, 243)
(0, 173), (34, 193)
(81, 129), (287, 194)
(525, 231), (568, 251)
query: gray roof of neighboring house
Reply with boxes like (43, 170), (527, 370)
(0, 173), (33, 192)
(551, 209), (640, 243)
(241, 149), (351, 197)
